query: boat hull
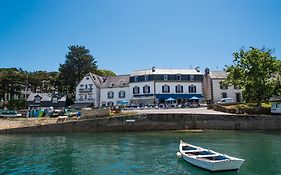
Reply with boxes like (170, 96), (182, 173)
(179, 141), (244, 172)
(182, 154), (244, 172)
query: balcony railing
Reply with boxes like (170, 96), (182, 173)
(79, 88), (93, 93)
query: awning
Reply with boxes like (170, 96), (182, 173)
(156, 94), (203, 100)
(189, 96), (200, 100)
(165, 97), (176, 102)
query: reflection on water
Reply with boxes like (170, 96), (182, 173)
(0, 130), (281, 175)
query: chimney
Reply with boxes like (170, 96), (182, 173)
(152, 66), (156, 72)
(205, 68), (210, 74)
(195, 66), (200, 72)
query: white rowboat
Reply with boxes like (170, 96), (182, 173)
(178, 140), (244, 172)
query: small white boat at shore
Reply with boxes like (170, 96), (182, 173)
(177, 140), (244, 172)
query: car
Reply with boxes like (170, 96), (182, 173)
(64, 108), (79, 117)
(218, 98), (235, 104)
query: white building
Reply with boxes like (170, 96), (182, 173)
(129, 67), (203, 106)
(75, 73), (103, 107)
(203, 69), (242, 104)
(100, 75), (130, 107)
(75, 67), (204, 108)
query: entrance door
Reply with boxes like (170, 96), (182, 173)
(236, 93), (241, 102)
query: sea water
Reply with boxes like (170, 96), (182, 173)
(0, 130), (281, 175)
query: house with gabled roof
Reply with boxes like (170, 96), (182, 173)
(100, 75), (130, 107)
(27, 93), (67, 109)
(203, 68), (242, 104)
(75, 72), (103, 107)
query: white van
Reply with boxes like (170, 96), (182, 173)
(218, 98), (235, 104)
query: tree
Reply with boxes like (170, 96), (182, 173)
(0, 68), (25, 101)
(97, 69), (116, 76)
(59, 45), (98, 95)
(224, 47), (281, 106)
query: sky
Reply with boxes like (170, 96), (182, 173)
(1, 0), (281, 75)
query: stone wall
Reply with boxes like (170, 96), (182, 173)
(1, 113), (281, 133)
(0, 118), (58, 130)
(81, 108), (110, 118)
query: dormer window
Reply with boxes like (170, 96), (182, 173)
(164, 74), (168, 81)
(144, 75), (149, 81)
(34, 96), (41, 103)
(176, 74), (181, 81)
(52, 96), (58, 103)
(120, 81), (125, 87)
(134, 76), (138, 82)
(109, 83), (114, 88)
(190, 75), (194, 81)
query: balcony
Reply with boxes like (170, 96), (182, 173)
(79, 88), (93, 93)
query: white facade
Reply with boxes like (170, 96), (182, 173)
(203, 70), (242, 104)
(75, 68), (204, 108)
(100, 87), (130, 107)
(75, 73), (101, 107)
(212, 79), (242, 103)
(155, 82), (202, 95)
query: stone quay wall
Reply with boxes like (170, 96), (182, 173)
(1, 113), (281, 133)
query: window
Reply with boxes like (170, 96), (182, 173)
(84, 94), (87, 100)
(34, 96), (41, 103)
(101, 101), (106, 107)
(108, 91), (114, 99)
(236, 93), (241, 102)
(190, 75), (194, 81)
(107, 101), (114, 107)
(52, 97), (58, 103)
(220, 82), (228, 90)
(176, 74), (181, 81)
(188, 85), (197, 93)
(79, 94), (83, 101)
(143, 85), (150, 94)
(119, 91), (126, 98)
(164, 74), (168, 81)
(89, 84), (93, 89)
(85, 85), (88, 89)
(162, 84), (170, 93)
(134, 76), (138, 82)
(120, 81), (125, 87)
(108, 83), (114, 88)
(234, 85), (240, 90)
(133, 86), (140, 94)
(175, 84), (183, 93)
(89, 94), (93, 100)
(144, 75), (149, 81)
(222, 92), (227, 98)
(86, 76), (89, 80)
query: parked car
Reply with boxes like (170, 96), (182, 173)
(64, 108), (79, 117)
(218, 98), (235, 104)
(0, 110), (22, 118)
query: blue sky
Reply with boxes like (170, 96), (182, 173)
(1, 0), (281, 74)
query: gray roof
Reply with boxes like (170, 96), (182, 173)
(131, 68), (202, 76)
(88, 72), (103, 88)
(100, 75), (130, 88)
(209, 71), (227, 79)
(27, 93), (66, 102)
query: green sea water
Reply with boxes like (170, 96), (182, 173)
(0, 130), (281, 175)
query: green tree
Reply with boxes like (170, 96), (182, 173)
(97, 69), (116, 76)
(0, 68), (25, 101)
(59, 45), (98, 95)
(224, 47), (281, 106)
